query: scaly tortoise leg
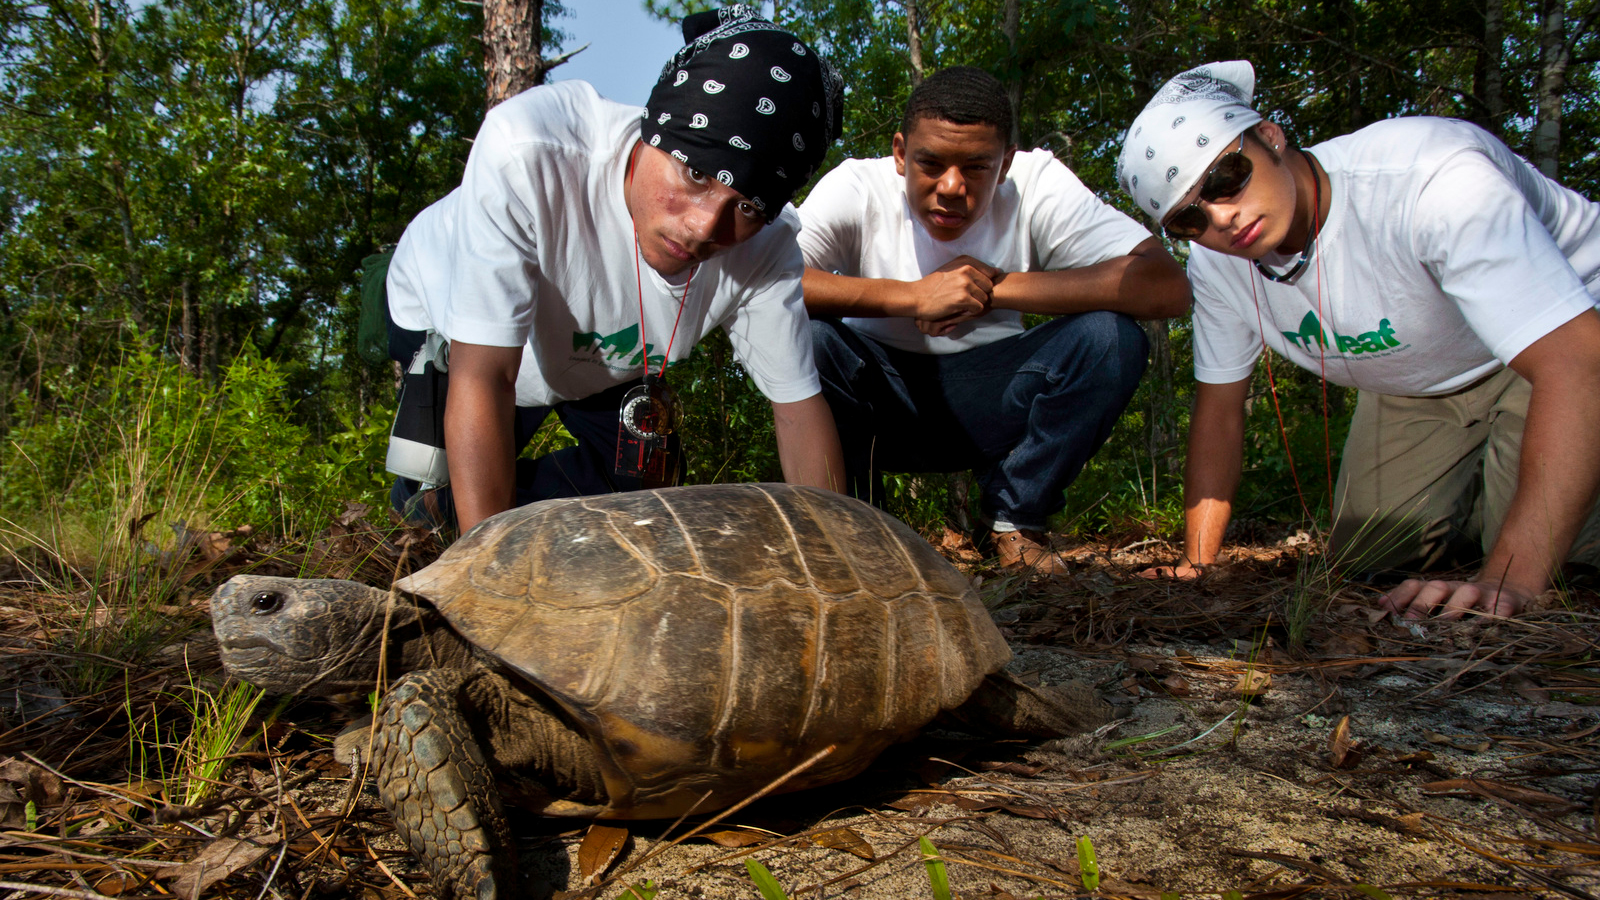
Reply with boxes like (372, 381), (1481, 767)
(374, 669), (517, 900)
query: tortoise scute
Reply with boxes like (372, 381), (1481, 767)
(787, 488), (923, 598)
(660, 487), (810, 588)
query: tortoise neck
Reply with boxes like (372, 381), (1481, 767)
(386, 602), (476, 675)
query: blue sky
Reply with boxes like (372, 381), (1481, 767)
(550, 0), (686, 108)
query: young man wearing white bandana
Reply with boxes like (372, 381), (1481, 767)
(1118, 61), (1600, 618)
(797, 67), (1191, 574)
(383, 6), (848, 534)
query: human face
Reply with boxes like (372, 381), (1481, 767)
(625, 143), (767, 276)
(1162, 134), (1252, 240)
(1164, 126), (1299, 259)
(893, 117), (1015, 242)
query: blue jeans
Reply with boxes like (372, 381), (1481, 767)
(811, 313), (1148, 531)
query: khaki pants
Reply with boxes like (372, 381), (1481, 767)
(1329, 366), (1600, 573)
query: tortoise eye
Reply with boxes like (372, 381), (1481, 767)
(250, 592), (284, 614)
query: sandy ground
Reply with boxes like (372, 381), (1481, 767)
(3, 538), (1598, 900)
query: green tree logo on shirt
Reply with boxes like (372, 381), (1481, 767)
(571, 325), (670, 370)
(1281, 312), (1405, 356)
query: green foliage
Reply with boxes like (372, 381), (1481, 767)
(617, 882), (659, 900)
(744, 859), (791, 900)
(919, 836), (954, 900)
(0, 347), (386, 541)
(673, 331), (783, 484)
(177, 675), (263, 806)
(1077, 835), (1101, 892)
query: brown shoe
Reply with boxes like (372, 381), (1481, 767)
(993, 529), (1070, 576)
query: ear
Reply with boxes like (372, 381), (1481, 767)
(998, 145), (1017, 184)
(892, 132), (908, 177)
(1255, 121), (1287, 153)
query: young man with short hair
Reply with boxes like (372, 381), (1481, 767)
(384, 6), (847, 535)
(797, 66), (1190, 573)
(1118, 61), (1600, 617)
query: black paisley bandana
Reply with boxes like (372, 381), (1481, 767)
(643, 5), (845, 222)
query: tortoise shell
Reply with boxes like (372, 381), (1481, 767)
(394, 483), (1009, 819)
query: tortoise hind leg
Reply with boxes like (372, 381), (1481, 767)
(375, 670), (517, 900)
(946, 672), (1118, 739)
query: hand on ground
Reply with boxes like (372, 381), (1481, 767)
(911, 255), (998, 322)
(1379, 578), (1531, 620)
(1136, 562), (1206, 580)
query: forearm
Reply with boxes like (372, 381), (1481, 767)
(1482, 312), (1600, 595)
(444, 345), (523, 534)
(1181, 381), (1249, 567)
(773, 394), (846, 493)
(802, 268), (915, 318)
(1480, 383), (1600, 595)
(989, 239), (1190, 320)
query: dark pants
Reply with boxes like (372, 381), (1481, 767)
(386, 314), (663, 531)
(811, 313), (1148, 531)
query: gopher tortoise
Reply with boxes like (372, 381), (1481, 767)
(211, 484), (1108, 899)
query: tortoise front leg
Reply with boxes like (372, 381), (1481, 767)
(374, 669), (517, 900)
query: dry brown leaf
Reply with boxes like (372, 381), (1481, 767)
(1234, 669), (1272, 697)
(1161, 674), (1191, 696)
(812, 827), (875, 860)
(1328, 715), (1356, 768)
(577, 823), (629, 884)
(93, 870), (142, 896)
(998, 803), (1054, 819)
(158, 836), (275, 900)
(1395, 812), (1428, 834)
(887, 792), (940, 811)
(1421, 778), (1583, 812)
(0, 757), (66, 828)
(1318, 632), (1373, 656)
(702, 829), (768, 848)
(979, 761), (1048, 776)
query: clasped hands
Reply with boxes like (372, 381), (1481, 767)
(911, 255), (1003, 337)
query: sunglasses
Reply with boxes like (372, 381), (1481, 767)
(1163, 134), (1253, 241)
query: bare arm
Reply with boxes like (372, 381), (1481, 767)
(444, 342), (523, 535)
(988, 237), (1190, 320)
(802, 261), (994, 322)
(1142, 378), (1250, 578)
(1382, 310), (1600, 618)
(771, 394), (846, 494)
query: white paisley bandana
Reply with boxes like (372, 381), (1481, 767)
(1116, 61), (1261, 221)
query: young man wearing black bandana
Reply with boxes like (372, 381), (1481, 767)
(797, 67), (1191, 574)
(383, 6), (847, 535)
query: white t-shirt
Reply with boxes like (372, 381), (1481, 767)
(1190, 117), (1600, 395)
(795, 150), (1154, 354)
(387, 81), (819, 407)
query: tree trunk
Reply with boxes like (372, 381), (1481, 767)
(905, 0), (924, 87)
(1533, 0), (1568, 177)
(1481, 0), (1506, 132)
(180, 276), (197, 373)
(1142, 317), (1177, 477)
(484, 0), (545, 107)
(1002, 0), (1021, 146)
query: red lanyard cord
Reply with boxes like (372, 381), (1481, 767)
(1246, 150), (1330, 531)
(633, 232), (694, 381)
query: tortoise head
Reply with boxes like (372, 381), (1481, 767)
(210, 574), (415, 698)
